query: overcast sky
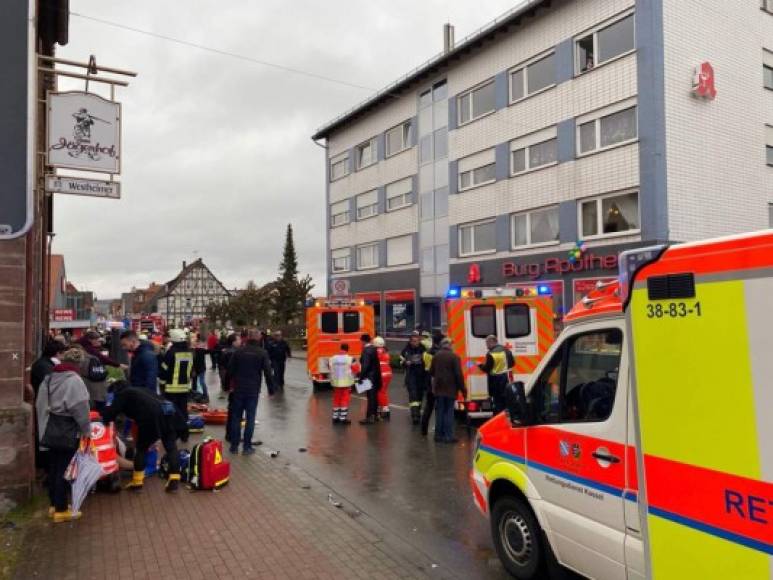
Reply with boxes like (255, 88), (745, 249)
(55, 0), (518, 299)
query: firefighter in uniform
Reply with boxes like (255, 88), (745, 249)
(420, 332), (439, 436)
(159, 328), (193, 442)
(400, 332), (427, 425)
(330, 343), (355, 424)
(373, 336), (392, 420)
(477, 335), (515, 414)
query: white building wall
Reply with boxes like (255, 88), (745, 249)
(663, 0), (773, 241)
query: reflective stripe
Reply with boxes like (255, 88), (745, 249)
(489, 350), (508, 375)
(167, 351), (193, 393)
(329, 354), (354, 387)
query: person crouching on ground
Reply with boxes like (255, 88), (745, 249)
(329, 343), (355, 424)
(226, 329), (275, 455)
(429, 338), (467, 444)
(35, 347), (92, 522)
(101, 380), (185, 492)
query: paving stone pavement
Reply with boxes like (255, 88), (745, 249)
(15, 432), (448, 580)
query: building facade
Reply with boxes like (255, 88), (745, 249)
(313, 0), (773, 337)
(155, 259), (231, 328)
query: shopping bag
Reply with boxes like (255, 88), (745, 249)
(355, 379), (372, 394)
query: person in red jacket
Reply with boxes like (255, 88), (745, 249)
(206, 330), (220, 371)
(372, 337), (392, 421)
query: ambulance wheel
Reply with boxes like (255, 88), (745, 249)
(491, 496), (545, 579)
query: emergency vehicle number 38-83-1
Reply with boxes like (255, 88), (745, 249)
(646, 301), (702, 319)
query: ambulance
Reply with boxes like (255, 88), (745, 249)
(446, 285), (556, 419)
(470, 231), (773, 580)
(305, 298), (375, 389)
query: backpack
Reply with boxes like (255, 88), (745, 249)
(87, 356), (108, 382)
(159, 449), (191, 481)
(187, 438), (230, 490)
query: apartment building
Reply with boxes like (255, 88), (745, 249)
(313, 0), (773, 336)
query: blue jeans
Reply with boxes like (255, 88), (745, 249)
(434, 396), (456, 441)
(196, 374), (209, 399)
(229, 393), (258, 451)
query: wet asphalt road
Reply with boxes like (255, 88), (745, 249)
(206, 357), (510, 580)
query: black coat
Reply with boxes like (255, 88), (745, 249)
(101, 385), (184, 443)
(266, 338), (291, 362)
(227, 342), (275, 396)
(358, 344), (382, 388)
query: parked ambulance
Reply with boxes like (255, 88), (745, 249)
(471, 231), (773, 579)
(446, 285), (555, 419)
(305, 298), (375, 389)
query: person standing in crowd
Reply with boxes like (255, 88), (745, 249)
(400, 332), (427, 425)
(71, 344), (109, 413)
(373, 337), (392, 420)
(159, 328), (193, 440)
(120, 330), (159, 393)
(207, 330), (220, 371)
(420, 331), (440, 436)
(36, 348), (92, 522)
(218, 333), (241, 399)
(358, 334), (382, 425)
(77, 330), (128, 374)
(30, 340), (66, 397)
(329, 343), (355, 424)
(226, 329), (275, 455)
(478, 335), (515, 414)
(101, 380), (184, 493)
(429, 338), (467, 444)
(192, 335), (209, 403)
(266, 330), (291, 390)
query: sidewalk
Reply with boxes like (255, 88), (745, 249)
(15, 430), (440, 580)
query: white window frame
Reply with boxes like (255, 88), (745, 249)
(385, 121), (412, 157)
(576, 98), (638, 157)
(510, 126), (559, 176)
(386, 178), (413, 211)
(574, 11), (636, 76)
(356, 243), (380, 270)
(578, 189), (641, 241)
(329, 152), (349, 181)
(458, 148), (496, 192)
(386, 235), (413, 267)
(458, 219), (497, 257)
(356, 190), (379, 220)
(763, 0), (773, 14)
(509, 50), (557, 104)
(331, 248), (351, 273)
(457, 79), (496, 126)
(355, 138), (377, 170)
(330, 201), (350, 227)
(510, 206), (560, 250)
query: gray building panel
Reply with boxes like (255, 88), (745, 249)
(555, 38), (575, 84)
(495, 142), (510, 181)
(495, 215), (510, 252)
(378, 239), (387, 268)
(376, 133), (386, 162)
(409, 116), (419, 147)
(448, 96), (457, 131)
(557, 118), (576, 163)
(349, 196), (357, 221)
(559, 200), (579, 243)
(449, 225), (458, 258)
(377, 186), (386, 214)
(635, 0), (669, 242)
(448, 159), (458, 194)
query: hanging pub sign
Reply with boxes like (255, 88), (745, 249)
(47, 92), (121, 174)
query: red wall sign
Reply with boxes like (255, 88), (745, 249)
(502, 253), (618, 279)
(692, 61), (717, 100)
(467, 263), (481, 284)
(52, 309), (75, 321)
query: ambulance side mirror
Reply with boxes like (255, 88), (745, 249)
(506, 382), (532, 427)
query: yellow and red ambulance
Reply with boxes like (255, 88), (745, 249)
(471, 231), (773, 579)
(445, 285), (555, 419)
(306, 298), (375, 389)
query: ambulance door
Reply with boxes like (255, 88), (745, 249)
(465, 304), (496, 400)
(317, 310), (340, 375)
(500, 302), (537, 382)
(525, 320), (628, 580)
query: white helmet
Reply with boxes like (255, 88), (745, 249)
(169, 328), (187, 342)
(372, 336), (385, 348)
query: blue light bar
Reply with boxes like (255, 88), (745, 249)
(537, 285), (551, 296)
(446, 286), (461, 298)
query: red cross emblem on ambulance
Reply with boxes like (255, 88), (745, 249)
(692, 61), (716, 100)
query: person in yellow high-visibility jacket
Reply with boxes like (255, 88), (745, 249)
(159, 328), (193, 441)
(477, 335), (514, 415)
(330, 344), (355, 425)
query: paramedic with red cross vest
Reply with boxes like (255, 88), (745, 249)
(478, 335), (515, 415)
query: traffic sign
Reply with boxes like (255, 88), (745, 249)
(46, 175), (120, 199)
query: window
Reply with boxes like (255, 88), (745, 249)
(459, 219), (496, 256)
(762, 0), (773, 14)
(458, 80), (496, 125)
(385, 290), (415, 333)
(330, 200), (350, 227)
(356, 190), (378, 220)
(528, 328), (622, 424)
(356, 243), (379, 270)
(355, 138), (377, 170)
(342, 311), (360, 334)
(386, 178), (412, 211)
(471, 305), (496, 338)
(765, 65), (773, 90)
(578, 105), (637, 154)
(512, 206), (560, 248)
(505, 304), (530, 338)
(331, 248), (350, 273)
(386, 235), (413, 266)
(458, 148), (496, 191)
(768, 146), (773, 166)
(511, 139), (557, 174)
(580, 191), (639, 238)
(386, 121), (413, 156)
(510, 52), (556, 102)
(330, 152), (349, 181)
(576, 13), (635, 74)
(320, 312), (338, 334)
